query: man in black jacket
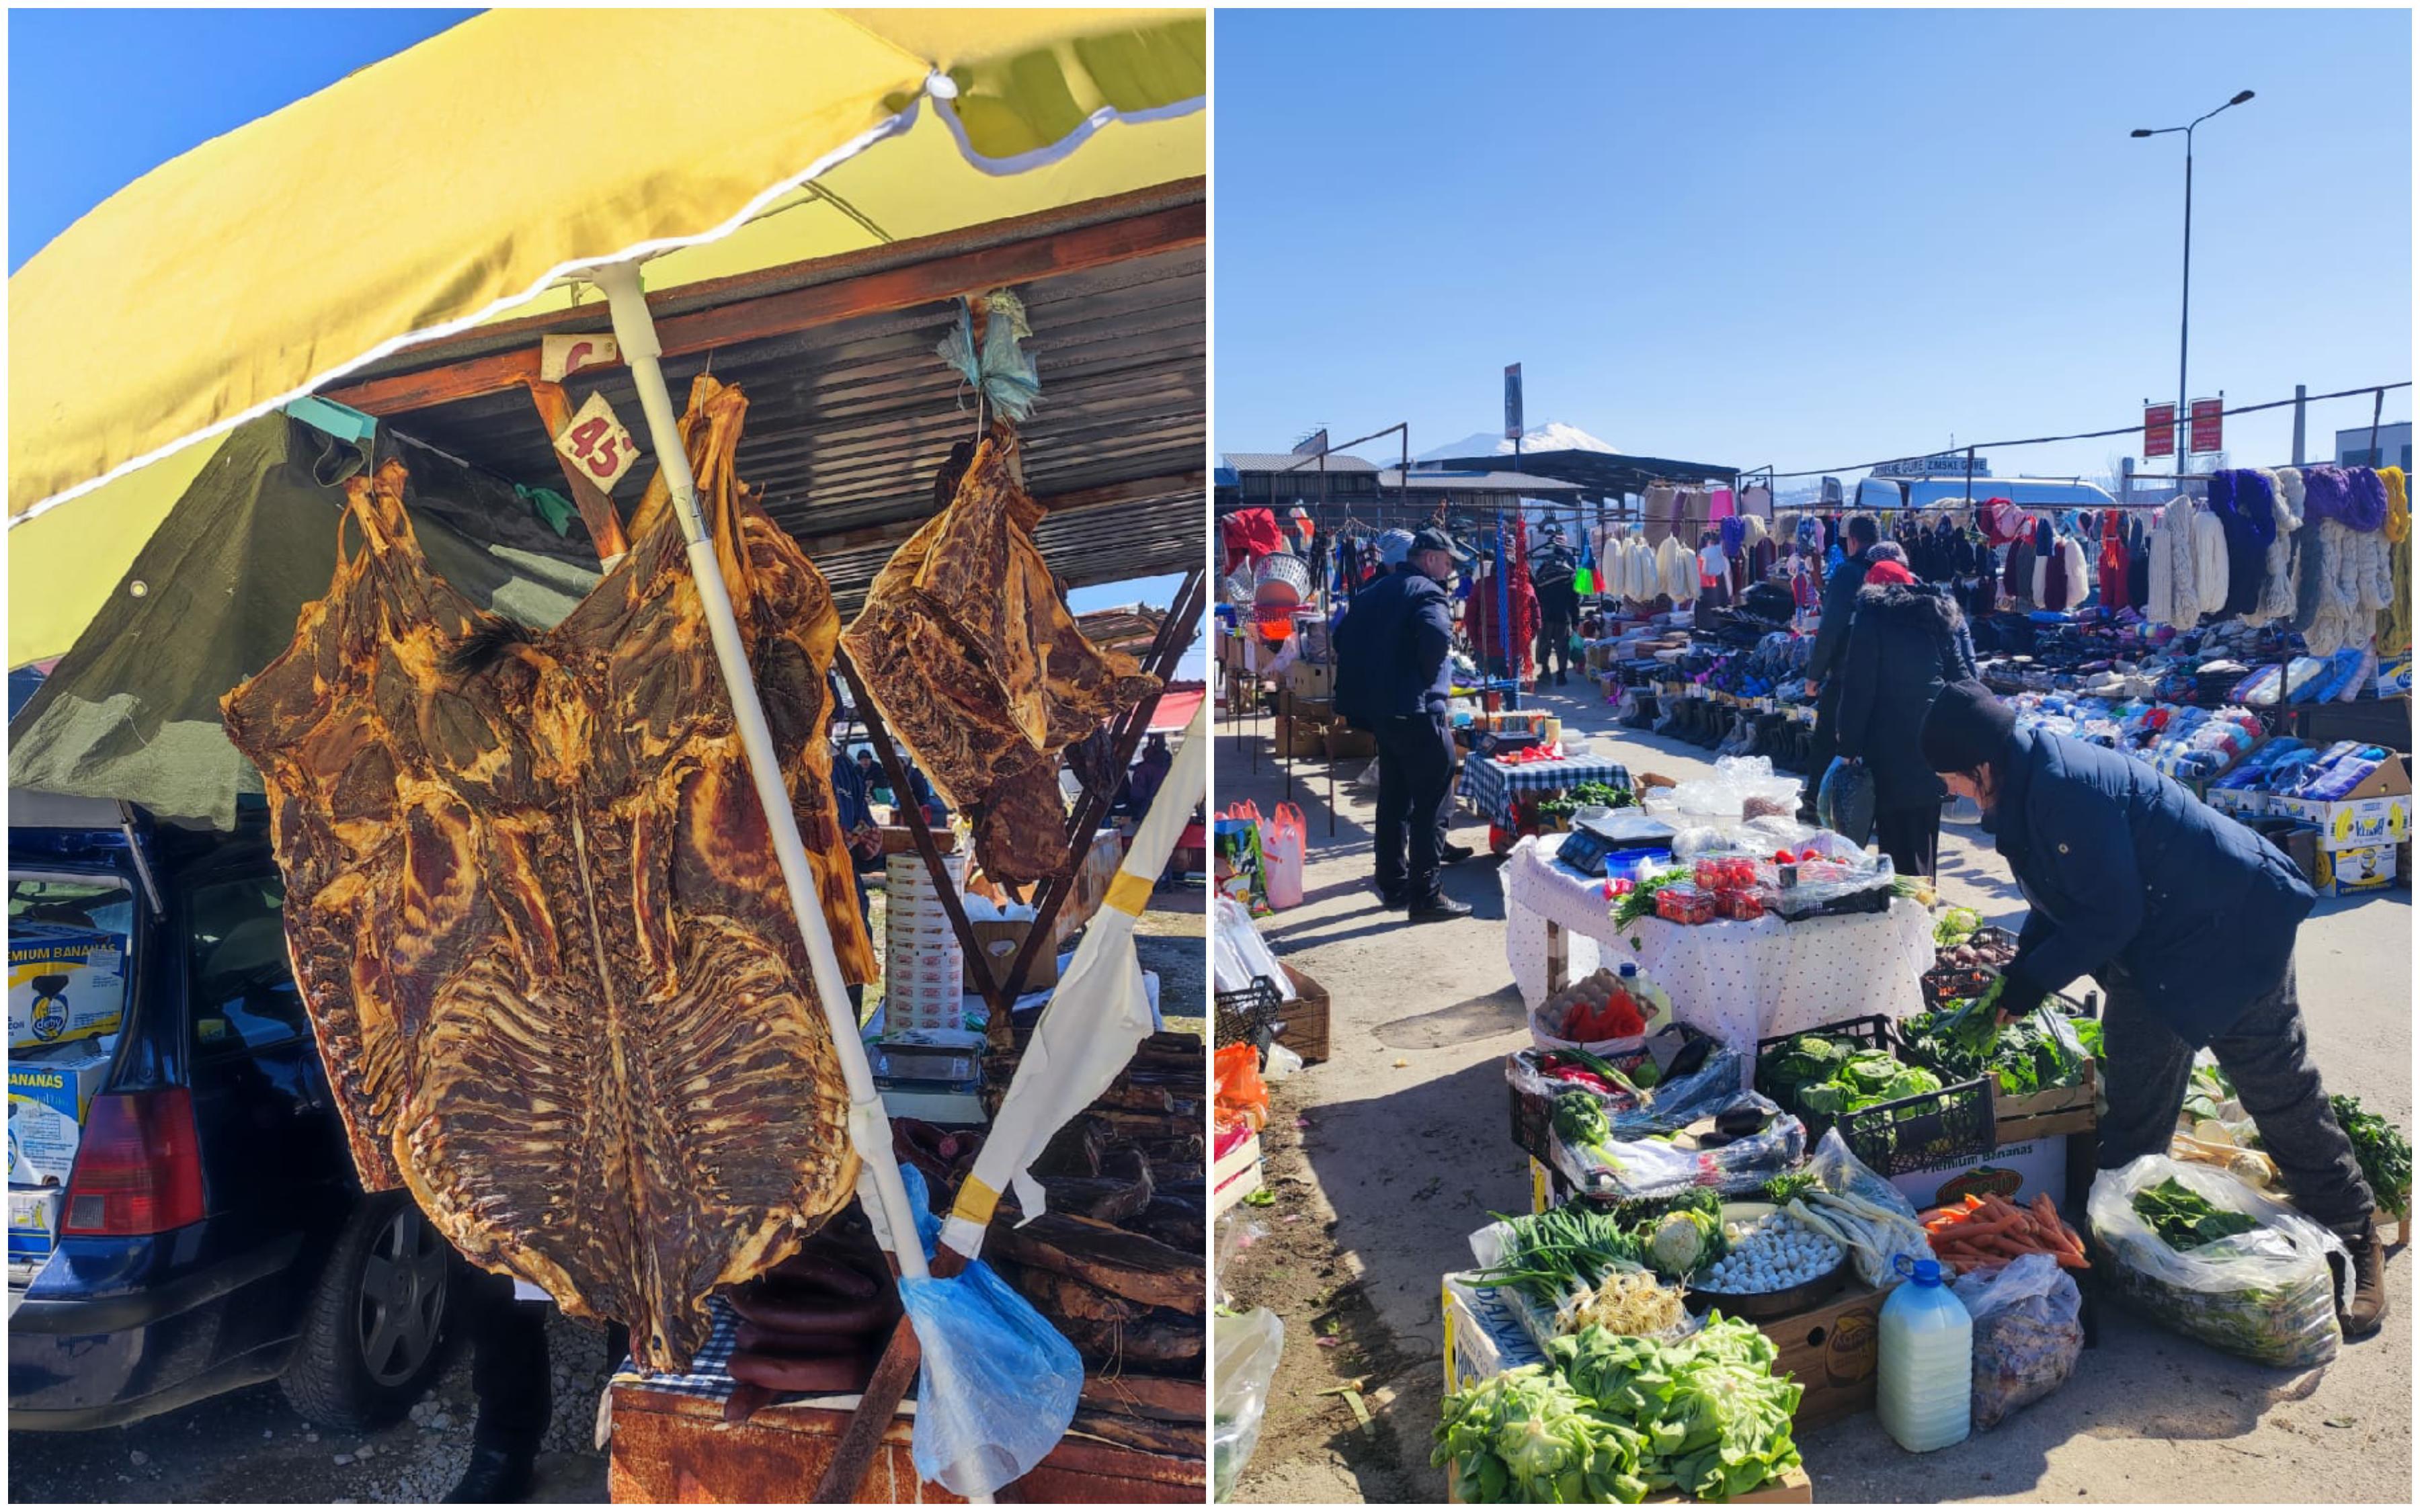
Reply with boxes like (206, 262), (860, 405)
(1531, 526), (1580, 687)
(1334, 528), (1473, 921)
(1921, 681), (2386, 1339)
(1799, 514), (1880, 818)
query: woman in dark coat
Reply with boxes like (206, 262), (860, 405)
(1831, 557), (1976, 876)
(1918, 679), (2384, 1339)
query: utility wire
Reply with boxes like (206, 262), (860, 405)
(1766, 381), (2411, 481)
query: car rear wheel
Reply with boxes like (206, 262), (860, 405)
(280, 1191), (455, 1431)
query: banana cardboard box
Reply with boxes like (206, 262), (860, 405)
(9, 923), (128, 1050)
(9, 1040), (113, 1187)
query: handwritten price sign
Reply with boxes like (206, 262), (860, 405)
(552, 390), (641, 491)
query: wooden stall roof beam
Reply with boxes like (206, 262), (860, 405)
(323, 197), (1207, 418)
(994, 567), (1205, 1024)
(831, 646), (1013, 1034)
(518, 376), (631, 564)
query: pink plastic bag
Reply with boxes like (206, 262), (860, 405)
(1262, 803), (1307, 910)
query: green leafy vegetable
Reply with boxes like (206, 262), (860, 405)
(1644, 1208), (1720, 1279)
(1611, 868), (1692, 931)
(1762, 1171), (1820, 1207)
(2133, 1177), (2261, 1251)
(2330, 1094), (2411, 1222)
(1554, 1091), (1612, 1148)
(1933, 907), (1984, 946)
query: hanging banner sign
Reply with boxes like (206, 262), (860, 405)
(1504, 364), (1524, 442)
(1872, 452), (1990, 478)
(2144, 403), (2177, 459)
(540, 333), (620, 382)
(553, 390), (641, 491)
(2189, 398), (2224, 456)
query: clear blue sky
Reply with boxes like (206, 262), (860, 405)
(9, 7), (1204, 677)
(1217, 9), (2411, 487)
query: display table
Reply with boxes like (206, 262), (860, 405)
(1499, 837), (1935, 1072)
(1457, 754), (1634, 832)
(610, 1301), (1202, 1503)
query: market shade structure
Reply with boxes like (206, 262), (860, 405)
(8, 6), (1205, 665)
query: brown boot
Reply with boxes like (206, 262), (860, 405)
(2336, 1219), (2389, 1341)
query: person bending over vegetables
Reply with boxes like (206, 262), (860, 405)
(1916, 680), (2386, 1337)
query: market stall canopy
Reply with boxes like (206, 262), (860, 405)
(1416, 449), (1740, 502)
(1144, 685), (1205, 734)
(8, 6), (1204, 521)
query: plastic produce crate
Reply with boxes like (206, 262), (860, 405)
(1215, 976), (1282, 1054)
(1755, 1014), (1997, 1175)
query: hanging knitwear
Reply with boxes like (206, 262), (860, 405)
(2382, 467), (2411, 657)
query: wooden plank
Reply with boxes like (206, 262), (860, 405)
(326, 201), (1207, 417)
(518, 377), (630, 561)
(793, 470), (1203, 556)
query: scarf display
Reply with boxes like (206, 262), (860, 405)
(2383, 467), (2411, 659)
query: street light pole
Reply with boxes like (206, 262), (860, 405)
(2134, 89), (2253, 467)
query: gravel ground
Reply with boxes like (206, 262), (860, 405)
(1219, 675), (2412, 1504)
(1140, 880), (1209, 1036)
(7, 1311), (611, 1503)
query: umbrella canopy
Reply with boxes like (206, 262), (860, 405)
(8, 7), (1204, 523)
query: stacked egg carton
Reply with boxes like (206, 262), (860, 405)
(883, 851), (968, 1033)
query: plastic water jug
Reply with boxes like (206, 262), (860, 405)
(1878, 1255), (1972, 1453)
(1614, 962), (1672, 1035)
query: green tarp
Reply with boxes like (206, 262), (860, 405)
(10, 415), (604, 830)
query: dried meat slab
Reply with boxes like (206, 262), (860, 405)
(842, 430), (1159, 884)
(223, 377), (874, 1371)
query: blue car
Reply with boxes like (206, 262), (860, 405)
(9, 800), (456, 1431)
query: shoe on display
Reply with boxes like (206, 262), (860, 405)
(1408, 894), (1475, 923)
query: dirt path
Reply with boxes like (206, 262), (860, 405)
(1219, 675), (2412, 1504)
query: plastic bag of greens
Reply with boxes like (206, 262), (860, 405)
(2087, 1154), (2347, 1369)
(1951, 1253), (2084, 1429)
(1212, 1306), (1285, 1501)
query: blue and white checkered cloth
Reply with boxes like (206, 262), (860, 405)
(1457, 755), (1633, 831)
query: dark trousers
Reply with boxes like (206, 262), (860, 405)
(2097, 956), (2376, 1236)
(1802, 680), (1843, 814)
(1371, 712), (1457, 903)
(460, 1267), (554, 1449)
(1536, 614), (1574, 681)
(1873, 804), (1941, 879)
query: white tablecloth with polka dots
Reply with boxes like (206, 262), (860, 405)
(1500, 837), (1935, 1081)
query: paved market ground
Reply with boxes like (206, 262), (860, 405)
(8, 887), (1206, 1504)
(1218, 680), (2413, 1505)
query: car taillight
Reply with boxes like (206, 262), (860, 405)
(61, 1088), (206, 1236)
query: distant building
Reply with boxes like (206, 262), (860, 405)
(2336, 422), (2412, 472)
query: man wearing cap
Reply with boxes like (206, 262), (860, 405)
(1333, 528), (1475, 921)
(1919, 679), (2387, 1339)
(1531, 525), (1581, 687)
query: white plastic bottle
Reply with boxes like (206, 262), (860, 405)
(1877, 1256), (1972, 1453)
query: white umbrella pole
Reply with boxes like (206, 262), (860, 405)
(590, 261), (935, 1297)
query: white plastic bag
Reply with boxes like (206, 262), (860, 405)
(2087, 1154), (2347, 1369)
(1950, 1253), (2084, 1429)
(1212, 1306), (1285, 1500)
(1212, 896), (1296, 999)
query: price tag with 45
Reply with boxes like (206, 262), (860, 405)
(553, 390), (641, 491)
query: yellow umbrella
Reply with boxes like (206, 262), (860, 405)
(8, 6), (1203, 524)
(7, 11), (1201, 1495)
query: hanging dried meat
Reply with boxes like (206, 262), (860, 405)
(222, 376), (875, 1371)
(842, 428), (1160, 884)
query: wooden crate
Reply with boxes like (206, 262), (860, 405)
(1994, 1059), (2097, 1138)
(607, 1384), (1204, 1503)
(1276, 961), (1332, 1064)
(1760, 1283), (1886, 1429)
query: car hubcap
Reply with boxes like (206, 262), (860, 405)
(358, 1204), (448, 1386)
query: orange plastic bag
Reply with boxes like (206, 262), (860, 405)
(1215, 1042), (1270, 1132)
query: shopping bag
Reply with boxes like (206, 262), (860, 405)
(1262, 803), (1307, 911)
(1816, 757), (1876, 847)
(1215, 816), (1271, 917)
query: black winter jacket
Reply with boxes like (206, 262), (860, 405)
(1333, 564), (1454, 723)
(1803, 546), (1874, 686)
(1834, 583), (1979, 811)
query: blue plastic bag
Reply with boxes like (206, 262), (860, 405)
(1817, 757), (1876, 847)
(892, 1167), (1084, 1497)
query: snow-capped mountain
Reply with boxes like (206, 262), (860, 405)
(1414, 421), (1617, 464)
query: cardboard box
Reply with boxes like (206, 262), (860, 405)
(1274, 716), (1328, 760)
(9, 1185), (63, 1266)
(1275, 961), (1331, 1065)
(2314, 841), (2398, 896)
(2265, 755), (2413, 848)
(8, 1040), (112, 1188)
(1325, 726), (1377, 761)
(1759, 1283), (1888, 1429)
(9, 925), (128, 1050)
(1287, 661), (1336, 701)
(961, 920), (1061, 994)
(1887, 1132), (2070, 1214)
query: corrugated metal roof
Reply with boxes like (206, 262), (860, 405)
(1222, 452), (1379, 474)
(1377, 467), (1586, 494)
(376, 247), (1203, 614)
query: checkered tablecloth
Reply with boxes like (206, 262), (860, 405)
(1457, 755), (1634, 831)
(616, 1298), (911, 1416)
